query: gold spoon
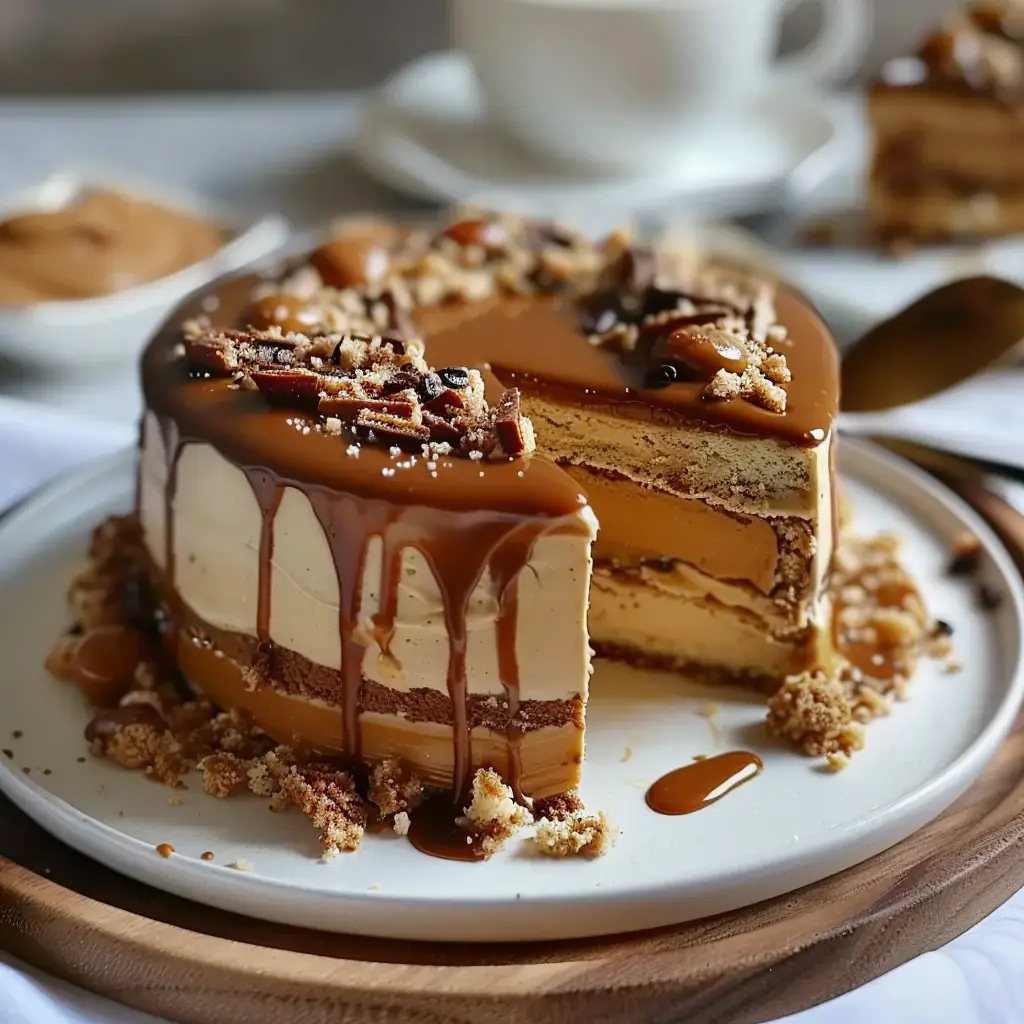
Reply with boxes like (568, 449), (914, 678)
(840, 276), (1024, 413)
(839, 276), (1024, 565)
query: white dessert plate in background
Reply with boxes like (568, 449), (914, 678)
(0, 167), (290, 368)
(0, 440), (1021, 943)
(355, 51), (844, 231)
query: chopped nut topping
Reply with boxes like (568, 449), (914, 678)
(185, 321), (535, 462)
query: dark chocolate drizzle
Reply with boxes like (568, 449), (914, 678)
(244, 469), (284, 645)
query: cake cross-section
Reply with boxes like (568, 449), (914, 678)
(133, 212), (839, 804)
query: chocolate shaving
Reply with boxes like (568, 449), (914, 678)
(417, 373), (447, 405)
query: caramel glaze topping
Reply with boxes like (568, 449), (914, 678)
(423, 288), (836, 448)
(141, 221), (838, 802)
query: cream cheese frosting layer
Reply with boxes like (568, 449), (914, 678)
(139, 411), (596, 703)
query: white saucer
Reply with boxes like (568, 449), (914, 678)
(355, 51), (847, 228)
(2, 442), (1022, 942)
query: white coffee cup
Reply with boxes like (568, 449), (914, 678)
(450, 0), (870, 170)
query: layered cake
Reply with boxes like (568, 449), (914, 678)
(50, 211), (953, 858)
(125, 214), (839, 802)
(868, 0), (1024, 243)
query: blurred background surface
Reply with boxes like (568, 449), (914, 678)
(0, 0), (954, 94)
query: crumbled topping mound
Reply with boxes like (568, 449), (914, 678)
(400, 211), (602, 305)
(185, 321), (535, 459)
(766, 672), (863, 757)
(769, 529), (954, 761)
(833, 530), (936, 699)
(456, 768), (531, 858)
(532, 790), (615, 858)
(535, 810), (615, 859)
(201, 747), (368, 857)
(368, 757), (425, 816)
(274, 764), (369, 857)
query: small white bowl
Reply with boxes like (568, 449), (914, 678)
(0, 167), (290, 367)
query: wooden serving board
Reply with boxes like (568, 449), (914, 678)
(2, 474), (1024, 1024)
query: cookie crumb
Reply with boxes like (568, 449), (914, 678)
(368, 757), (424, 816)
(534, 810), (615, 859)
(948, 533), (982, 576)
(767, 672), (861, 757)
(393, 810), (411, 836)
(200, 851), (215, 861)
(456, 768), (531, 858)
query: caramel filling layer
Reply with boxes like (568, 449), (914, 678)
(588, 569), (821, 680)
(561, 464), (780, 594)
(177, 627), (582, 798)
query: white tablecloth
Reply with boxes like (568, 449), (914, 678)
(1, 94), (1023, 1024)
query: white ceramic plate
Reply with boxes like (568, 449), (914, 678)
(0, 441), (1021, 943)
(0, 167), (290, 368)
(355, 51), (844, 231)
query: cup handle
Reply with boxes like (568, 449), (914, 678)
(773, 0), (872, 87)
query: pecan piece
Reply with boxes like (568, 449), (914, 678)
(356, 410), (430, 451)
(493, 389), (527, 455)
(318, 396), (416, 420)
(421, 411), (466, 444)
(443, 217), (508, 253)
(248, 369), (322, 410)
(186, 337), (237, 374)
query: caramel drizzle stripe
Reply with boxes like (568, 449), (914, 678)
(156, 423), (569, 802)
(490, 523), (548, 803)
(307, 491), (392, 761)
(244, 470), (285, 646)
(156, 416), (182, 591)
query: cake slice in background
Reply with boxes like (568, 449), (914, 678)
(868, 0), (1024, 244)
